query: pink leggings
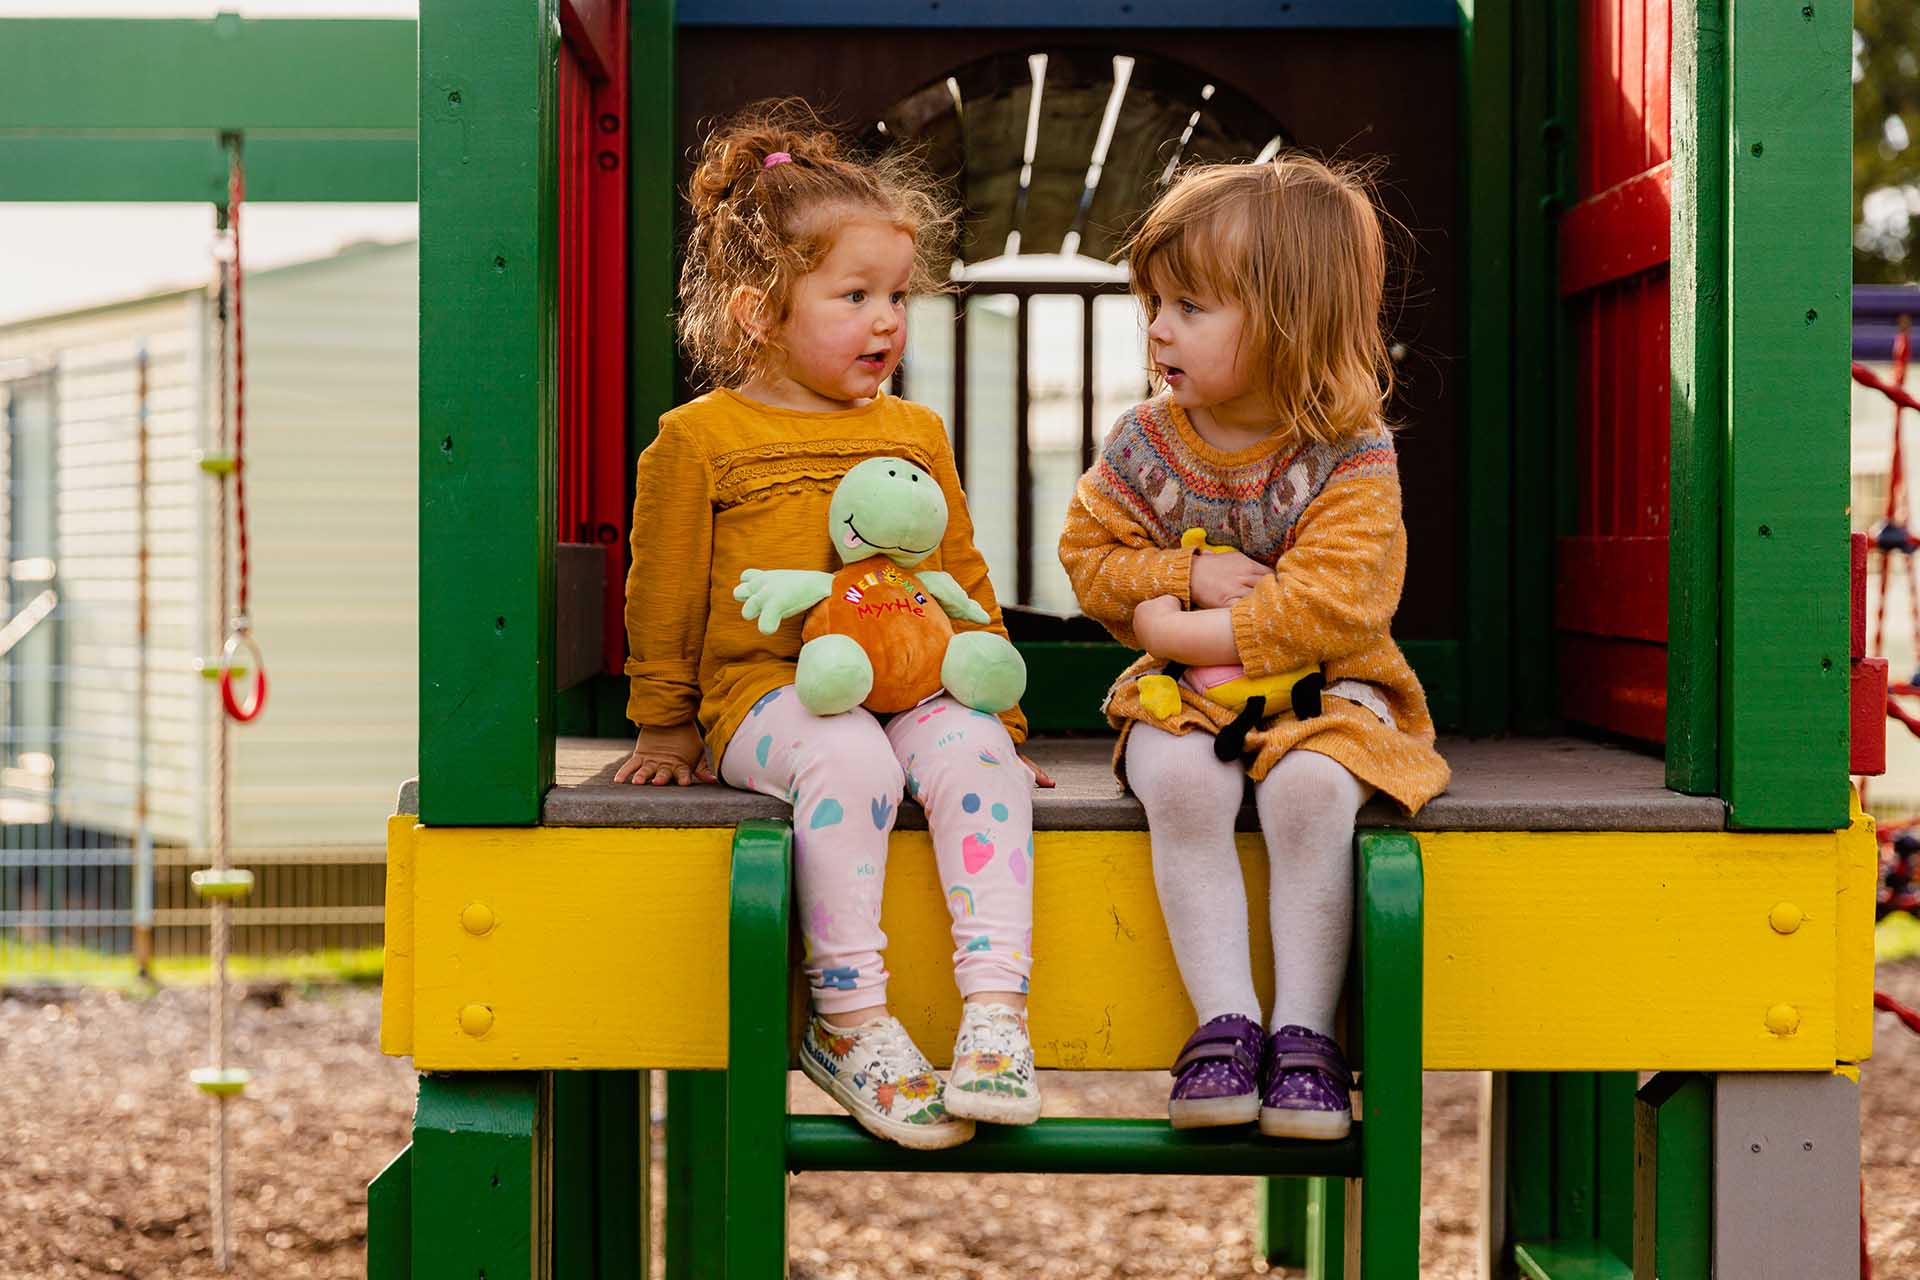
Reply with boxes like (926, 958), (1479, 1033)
(719, 686), (1035, 1013)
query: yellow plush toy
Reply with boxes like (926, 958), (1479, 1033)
(1138, 528), (1325, 762)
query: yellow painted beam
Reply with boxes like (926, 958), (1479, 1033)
(381, 821), (1877, 1074)
(379, 814), (415, 1057)
(1835, 794), (1877, 1063)
(1418, 825), (1868, 1070)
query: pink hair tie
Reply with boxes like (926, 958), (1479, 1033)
(763, 151), (793, 169)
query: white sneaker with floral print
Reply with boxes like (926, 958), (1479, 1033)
(799, 1012), (975, 1150)
(944, 1001), (1042, 1125)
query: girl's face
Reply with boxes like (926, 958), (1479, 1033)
(764, 217), (916, 411)
(1143, 263), (1269, 430)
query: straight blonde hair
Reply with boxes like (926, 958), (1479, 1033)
(1123, 154), (1393, 447)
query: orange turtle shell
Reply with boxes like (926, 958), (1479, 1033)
(802, 554), (953, 713)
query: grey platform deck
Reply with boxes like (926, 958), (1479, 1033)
(398, 735), (1724, 832)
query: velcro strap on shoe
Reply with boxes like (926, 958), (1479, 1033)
(1170, 1022), (1261, 1077)
(1267, 1044), (1352, 1087)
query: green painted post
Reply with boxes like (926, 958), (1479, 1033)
(419, 0), (560, 825)
(545, 1070), (644, 1278)
(1256, 1177), (1308, 1267)
(1552, 1073), (1597, 1241)
(1633, 1073), (1712, 1280)
(623, 0), (678, 741)
(1458, 0), (1515, 736)
(1307, 1178), (1347, 1280)
(367, 1145), (413, 1280)
(1509, 0), (1572, 735)
(1505, 1073), (1554, 1251)
(596, 1071), (648, 1280)
(665, 1072), (728, 1280)
(1667, 0), (1728, 796)
(725, 820), (794, 1280)
(551, 1072), (596, 1278)
(410, 1072), (543, 1280)
(1593, 1073), (1636, 1263)
(1356, 831), (1422, 1278)
(629, 0), (679, 470)
(1717, 0), (1851, 829)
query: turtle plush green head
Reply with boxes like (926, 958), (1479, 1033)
(827, 457), (947, 567)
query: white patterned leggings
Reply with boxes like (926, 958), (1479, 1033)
(720, 686), (1036, 1014)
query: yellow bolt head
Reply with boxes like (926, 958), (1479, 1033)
(460, 1003), (495, 1037)
(461, 902), (496, 935)
(1765, 1003), (1801, 1036)
(1768, 902), (1804, 935)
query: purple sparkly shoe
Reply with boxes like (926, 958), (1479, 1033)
(1258, 1025), (1353, 1140)
(1167, 1013), (1263, 1130)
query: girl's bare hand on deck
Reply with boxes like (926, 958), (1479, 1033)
(614, 723), (718, 786)
(1019, 753), (1056, 789)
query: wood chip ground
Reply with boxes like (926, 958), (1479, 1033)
(4, 963), (1918, 1277)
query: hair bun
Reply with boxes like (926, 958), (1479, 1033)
(685, 99), (845, 219)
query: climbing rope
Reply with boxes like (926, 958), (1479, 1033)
(219, 134), (266, 725)
(187, 133), (259, 1274)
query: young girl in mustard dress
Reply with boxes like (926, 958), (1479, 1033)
(615, 103), (1052, 1151)
(1060, 156), (1449, 1139)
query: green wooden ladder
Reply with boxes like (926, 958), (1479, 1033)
(367, 822), (1424, 1278)
(691, 820), (1425, 1280)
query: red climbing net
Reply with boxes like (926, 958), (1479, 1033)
(1853, 328), (1920, 916)
(1856, 329), (1920, 1277)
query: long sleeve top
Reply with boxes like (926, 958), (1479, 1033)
(1059, 395), (1448, 813)
(625, 388), (1027, 769)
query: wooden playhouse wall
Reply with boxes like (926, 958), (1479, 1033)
(1556, 0), (1674, 742)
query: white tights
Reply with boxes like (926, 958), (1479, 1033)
(1124, 725), (1372, 1034)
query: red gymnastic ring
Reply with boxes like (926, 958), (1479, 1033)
(219, 629), (268, 723)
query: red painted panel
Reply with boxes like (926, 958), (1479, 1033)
(1558, 633), (1668, 744)
(1555, 535), (1668, 643)
(560, 0), (620, 82)
(1854, 656), (1889, 777)
(1644, 0), (1671, 169)
(1559, 163), (1671, 297)
(1578, 0), (1672, 195)
(1853, 531), (1869, 660)
(1560, 0), (1672, 742)
(558, 5), (631, 675)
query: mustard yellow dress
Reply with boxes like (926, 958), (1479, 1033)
(624, 388), (1026, 767)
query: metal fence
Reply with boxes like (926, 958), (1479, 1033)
(0, 338), (385, 981)
(897, 279), (1151, 615)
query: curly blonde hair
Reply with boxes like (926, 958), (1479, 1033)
(1123, 154), (1394, 447)
(678, 100), (958, 390)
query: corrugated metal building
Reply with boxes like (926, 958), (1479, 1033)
(0, 239), (417, 966)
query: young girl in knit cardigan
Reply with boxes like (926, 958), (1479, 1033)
(614, 103), (1052, 1150)
(1059, 156), (1450, 1139)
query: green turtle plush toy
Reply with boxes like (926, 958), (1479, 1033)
(733, 457), (1027, 717)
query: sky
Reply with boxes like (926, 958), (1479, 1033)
(0, 0), (421, 325)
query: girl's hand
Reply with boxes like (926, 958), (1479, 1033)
(1189, 549), (1269, 608)
(1018, 752), (1056, 789)
(1132, 594), (1184, 654)
(614, 723), (718, 787)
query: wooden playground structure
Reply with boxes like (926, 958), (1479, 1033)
(0, 2), (1878, 1277)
